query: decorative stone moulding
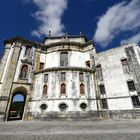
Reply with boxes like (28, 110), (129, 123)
(41, 41), (93, 50)
(0, 96), (9, 101)
(35, 67), (95, 75)
(21, 58), (32, 65)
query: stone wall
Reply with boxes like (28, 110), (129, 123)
(0, 43), (21, 120)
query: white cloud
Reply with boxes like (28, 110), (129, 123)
(94, 0), (140, 47)
(25, 0), (68, 37)
(121, 33), (140, 45)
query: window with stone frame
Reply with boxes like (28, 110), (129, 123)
(39, 62), (44, 70)
(127, 81), (136, 91)
(101, 99), (108, 109)
(20, 65), (28, 79)
(44, 74), (48, 83)
(80, 84), (85, 95)
(61, 72), (66, 82)
(131, 96), (140, 107)
(121, 59), (130, 73)
(25, 46), (32, 57)
(61, 83), (66, 95)
(43, 85), (47, 95)
(60, 52), (68, 66)
(79, 73), (84, 82)
(96, 64), (103, 81)
(99, 85), (106, 95)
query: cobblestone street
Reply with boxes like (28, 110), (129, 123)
(0, 119), (140, 140)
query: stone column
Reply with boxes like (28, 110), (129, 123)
(0, 45), (11, 82)
(0, 42), (21, 121)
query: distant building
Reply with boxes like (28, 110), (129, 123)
(0, 35), (140, 121)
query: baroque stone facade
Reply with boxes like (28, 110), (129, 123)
(0, 35), (140, 121)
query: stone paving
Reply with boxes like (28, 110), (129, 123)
(0, 119), (140, 140)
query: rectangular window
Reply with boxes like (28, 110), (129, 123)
(44, 74), (48, 83)
(61, 72), (66, 82)
(127, 81), (136, 91)
(101, 99), (108, 109)
(39, 63), (44, 70)
(99, 85), (106, 95)
(60, 52), (68, 66)
(79, 73), (84, 82)
(131, 96), (140, 107)
(121, 59), (130, 73)
(96, 65), (103, 81)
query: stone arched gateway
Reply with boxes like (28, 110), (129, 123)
(7, 87), (27, 121)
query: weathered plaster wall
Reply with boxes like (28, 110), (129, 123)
(95, 44), (140, 110)
(31, 70), (96, 113)
(96, 46), (128, 96)
(13, 45), (36, 83)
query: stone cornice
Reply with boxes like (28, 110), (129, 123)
(4, 36), (45, 48)
(44, 35), (88, 41)
(0, 96), (9, 101)
(34, 66), (95, 75)
(13, 82), (32, 85)
(4, 36), (94, 50)
(41, 41), (93, 50)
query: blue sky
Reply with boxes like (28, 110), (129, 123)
(0, 0), (140, 56)
(13, 94), (24, 102)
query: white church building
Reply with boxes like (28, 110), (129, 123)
(0, 35), (140, 121)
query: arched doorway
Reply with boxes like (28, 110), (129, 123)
(7, 92), (26, 121)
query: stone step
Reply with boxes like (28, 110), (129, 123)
(0, 119), (140, 140)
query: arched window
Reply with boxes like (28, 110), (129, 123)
(60, 52), (68, 66)
(80, 84), (85, 95)
(61, 83), (66, 95)
(20, 65), (28, 79)
(43, 85), (47, 95)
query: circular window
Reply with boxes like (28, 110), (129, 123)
(80, 103), (87, 110)
(40, 104), (47, 110)
(59, 103), (68, 111)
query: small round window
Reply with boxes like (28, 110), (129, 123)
(40, 104), (47, 110)
(80, 103), (87, 110)
(59, 103), (68, 111)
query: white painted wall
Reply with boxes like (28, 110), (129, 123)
(108, 98), (133, 110)
(42, 50), (93, 68)
(45, 52), (59, 68)
(30, 99), (97, 113)
(96, 47), (130, 97)
(69, 51), (85, 67)
(95, 44), (140, 110)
